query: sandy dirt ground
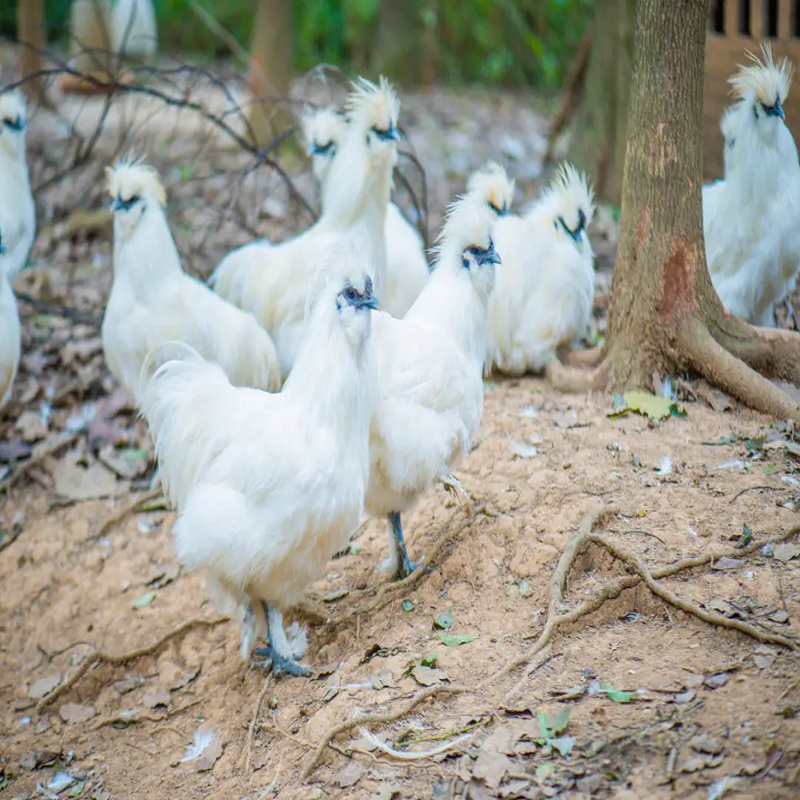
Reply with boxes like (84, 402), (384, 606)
(1, 67), (800, 800)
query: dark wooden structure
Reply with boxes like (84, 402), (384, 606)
(705, 0), (800, 178)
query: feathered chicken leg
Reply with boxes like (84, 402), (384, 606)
(253, 604), (310, 677)
(383, 512), (421, 580)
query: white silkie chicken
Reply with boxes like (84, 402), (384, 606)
(0, 90), (36, 282)
(703, 46), (800, 326)
(301, 103), (430, 319)
(212, 77), (399, 375)
(139, 252), (378, 675)
(485, 163), (596, 376)
(466, 161), (516, 219)
(366, 191), (500, 579)
(102, 158), (281, 403)
(111, 0), (158, 56)
(0, 231), (21, 412)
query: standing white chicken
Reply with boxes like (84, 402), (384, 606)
(212, 77), (399, 375)
(0, 231), (21, 412)
(301, 103), (430, 319)
(485, 163), (596, 376)
(102, 158), (281, 403)
(139, 253), (378, 675)
(366, 191), (499, 579)
(0, 90), (36, 283)
(703, 46), (800, 326)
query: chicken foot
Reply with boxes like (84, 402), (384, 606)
(253, 604), (310, 677)
(383, 512), (422, 580)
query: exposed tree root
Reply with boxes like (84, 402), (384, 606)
(482, 513), (800, 691)
(244, 676), (274, 774)
(300, 684), (463, 780)
(36, 617), (227, 712)
(678, 317), (800, 419)
(545, 356), (609, 393)
(710, 313), (800, 386)
(324, 497), (500, 632)
(90, 486), (165, 542)
(560, 340), (608, 369)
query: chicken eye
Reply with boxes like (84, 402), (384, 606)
(345, 287), (358, 302)
(4, 115), (23, 131)
(312, 141), (334, 156)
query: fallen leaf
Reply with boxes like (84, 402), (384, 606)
(16, 409), (47, 441)
(773, 543), (800, 563)
(53, 458), (117, 502)
(682, 755), (710, 773)
(705, 672), (729, 689)
(763, 463), (779, 475)
(674, 689), (696, 704)
(535, 761), (554, 784)
(370, 669), (393, 690)
(332, 761), (365, 788)
(170, 666), (200, 692)
(0, 439), (32, 463)
(551, 734), (574, 756)
(712, 557), (743, 571)
(538, 707), (571, 738)
(510, 438), (538, 459)
(621, 390), (679, 421)
(48, 773), (76, 792)
(132, 592), (155, 609)
(401, 599), (414, 612)
(604, 684), (633, 703)
(473, 750), (512, 789)
(113, 675), (146, 695)
(323, 588), (349, 602)
(753, 653), (775, 669)
(142, 687), (171, 709)
(410, 665), (447, 687)
(59, 703), (95, 724)
(695, 386), (732, 413)
(768, 609), (789, 624)
(97, 445), (151, 480)
(439, 633), (478, 647)
(684, 674), (705, 688)
(29, 674), (60, 701)
(703, 435), (737, 446)
(435, 609), (454, 630)
(20, 749), (61, 771)
(690, 734), (723, 755)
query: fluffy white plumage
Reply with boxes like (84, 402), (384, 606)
(301, 103), (430, 319)
(703, 45), (800, 326)
(366, 191), (499, 578)
(466, 161), (516, 218)
(111, 0), (158, 56)
(102, 158), (281, 403)
(212, 77), (399, 375)
(0, 270), (20, 411)
(485, 163), (596, 375)
(0, 90), (36, 283)
(139, 253), (378, 673)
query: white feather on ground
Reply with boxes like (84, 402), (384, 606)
(211, 77), (399, 375)
(301, 103), (429, 319)
(138, 250), (378, 674)
(486, 163), (596, 375)
(0, 90), (35, 283)
(101, 158), (281, 404)
(365, 190), (499, 578)
(703, 45), (800, 326)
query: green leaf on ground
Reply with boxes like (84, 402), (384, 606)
(438, 633), (478, 647)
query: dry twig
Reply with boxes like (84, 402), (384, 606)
(37, 617), (226, 711)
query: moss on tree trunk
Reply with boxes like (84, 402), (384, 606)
(551, 0), (800, 419)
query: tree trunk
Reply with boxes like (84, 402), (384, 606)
(568, 0), (635, 205)
(551, 0), (800, 419)
(17, 0), (46, 100)
(248, 0), (294, 147)
(373, 0), (423, 85)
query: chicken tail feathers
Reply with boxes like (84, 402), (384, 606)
(209, 241), (271, 312)
(139, 341), (233, 508)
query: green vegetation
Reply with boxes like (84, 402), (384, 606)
(2, 0), (592, 88)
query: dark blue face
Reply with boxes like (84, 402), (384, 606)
(338, 275), (379, 312)
(489, 201), (508, 216)
(462, 238), (500, 270)
(3, 115), (24, 132)
(311, 140), (335, 156)
(755, 98), (784, 120)
(112, 195), (141, 212)
(556, 209), (587, 242)
(370, 124), (400, 142)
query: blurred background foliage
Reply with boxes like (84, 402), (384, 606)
(2, 0), (593, 88)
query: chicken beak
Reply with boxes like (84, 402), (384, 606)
(386, 125), (400, 142)
(765, 100), (785, 119)
(358, 292), (379, 311)
(478, 240), (501, 268)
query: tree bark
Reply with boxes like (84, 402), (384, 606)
(248, 0), (294, 147)
(17, 0), (46, 100)
(568, 0), (635, 205)
(559, 0), (800, 420)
